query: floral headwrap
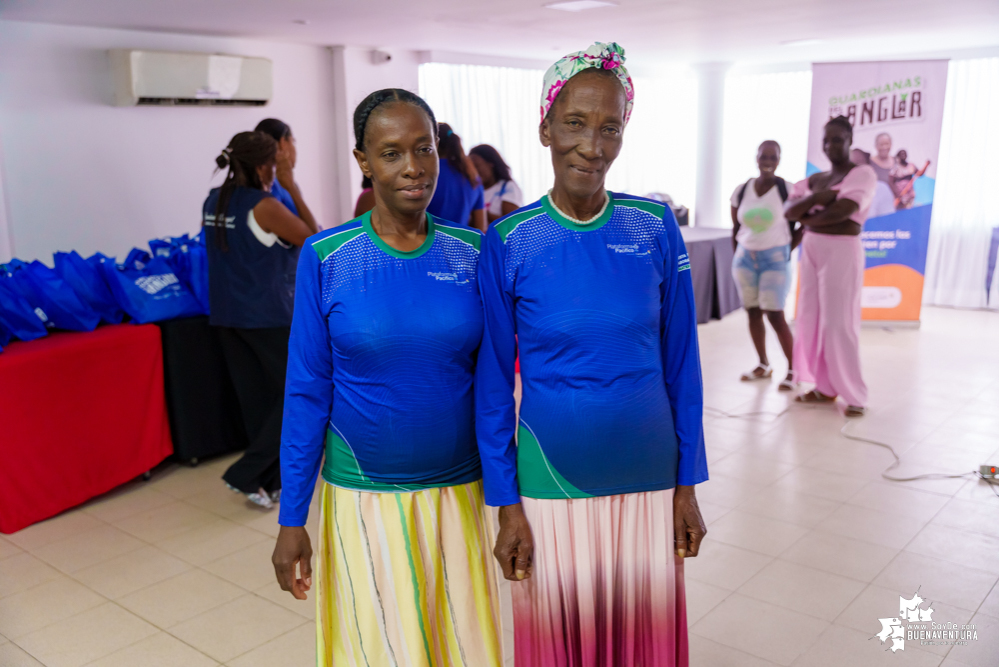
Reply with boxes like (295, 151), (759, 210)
(540, 42), (635, 125)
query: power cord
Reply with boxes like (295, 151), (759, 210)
(703, 403), (999, 498)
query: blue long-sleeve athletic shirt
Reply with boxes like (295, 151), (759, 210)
(476, 193), (709, 507)
(278, 212), (484, 527)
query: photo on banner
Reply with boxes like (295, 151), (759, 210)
(806, 60), (949, 323)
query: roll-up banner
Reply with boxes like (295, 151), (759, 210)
(806, 60), (949, 324)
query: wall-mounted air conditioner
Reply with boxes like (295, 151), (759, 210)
(109, 49), (273, 107)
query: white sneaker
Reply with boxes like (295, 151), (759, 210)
(227, 482), (274, 509)
(246, 488), (275, 509)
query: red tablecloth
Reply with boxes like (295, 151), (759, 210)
(0, 324), (173, 533)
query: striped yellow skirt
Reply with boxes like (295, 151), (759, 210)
(316, 480), (504, 667)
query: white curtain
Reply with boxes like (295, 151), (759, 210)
(923, 57), (999, 309)
(719, 69), (814, 221)
(418, 63), (700, 213)
(602, 71), (699, 214)
(419, 63), (550, 203)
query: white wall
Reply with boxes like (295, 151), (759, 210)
(0, 135), (13, 263)
(0, 20), (339, 262)
(329, 46), (421, 222)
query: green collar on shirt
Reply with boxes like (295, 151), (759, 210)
(543, 190), (615, 232)
(361, 210), (437, 260)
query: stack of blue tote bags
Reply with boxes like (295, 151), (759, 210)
(0, 233), (208, 353)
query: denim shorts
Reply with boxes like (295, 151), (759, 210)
(732, 244), (792, 311)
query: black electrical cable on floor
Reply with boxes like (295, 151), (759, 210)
(703, 403), (999, 498)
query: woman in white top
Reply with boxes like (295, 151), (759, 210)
(730, 140), (801, 389)
(469, 144), (523, 223)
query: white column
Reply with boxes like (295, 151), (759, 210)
(694, 62), (730, 228)
(328, 46), (422, 224)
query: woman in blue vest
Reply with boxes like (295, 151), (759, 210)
(203, 131), (318, 508)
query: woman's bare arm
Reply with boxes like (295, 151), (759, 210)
(254, 197), (316, 247)
(730, 205), (740, 252)
(799, 197), (860, 228)
(487, 200), (519, 223)
(785, 189), (837, 222)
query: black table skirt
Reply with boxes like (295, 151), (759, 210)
(155, 316), (248, 464)
(680, 227), (742, 324)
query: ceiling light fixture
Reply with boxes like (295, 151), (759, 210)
(545, 1), (619, 12)
(781, 38), (822, 47)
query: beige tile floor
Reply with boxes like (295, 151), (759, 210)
(1, 306), (998, 666)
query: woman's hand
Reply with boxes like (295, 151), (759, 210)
(673, 485), (706, 559)
(273, 525), (313, 600)
(495, 503), (534, 581)
(276, 150), (295, 191)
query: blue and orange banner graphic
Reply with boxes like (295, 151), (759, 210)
(806, 60), (949, 322)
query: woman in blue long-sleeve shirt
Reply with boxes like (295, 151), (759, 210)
(475, 43), (709, 666)
(270, 89), (502, 667)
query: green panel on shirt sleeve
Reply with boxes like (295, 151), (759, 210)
(312, 225), (366, 262)
(436, 225), (481, 251)
(613, 199), (666, 219)
(495, 208), (542, 242)
(516, 423), (592, 499)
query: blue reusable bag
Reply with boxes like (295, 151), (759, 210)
(100, 251), (203, 324)
(0, 275), (48, 341)
(148, 234), (209, 315)
(53, 251), (125, 324)
(2, 260), (100, 332)
(124, 248), (152, 269)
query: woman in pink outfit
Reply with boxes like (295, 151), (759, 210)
(786, 115), (877, 417)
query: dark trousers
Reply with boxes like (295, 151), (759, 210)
(215, 326), (290, 494)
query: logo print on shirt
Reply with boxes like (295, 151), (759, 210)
(678, 253), (691, 272)
(203, 214), (236, 229)
(743, 207), (775, 233)
(607, 243), (651, 257)
(427, 271), (470, 285)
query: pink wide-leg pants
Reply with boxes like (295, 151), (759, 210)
(793, 231), (868, 407)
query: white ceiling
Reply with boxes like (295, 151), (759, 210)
(2, 0), (998, 68)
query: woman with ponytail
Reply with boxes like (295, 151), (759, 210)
(272, 89), (503, 666)
(202, 130), (318, 508)
(254, 118), (320, 230)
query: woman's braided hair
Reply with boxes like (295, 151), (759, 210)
(353, 89), (437, 151)
(206, 131), (277, 251)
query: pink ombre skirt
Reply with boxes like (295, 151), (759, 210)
(513, 489), (688, 667)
